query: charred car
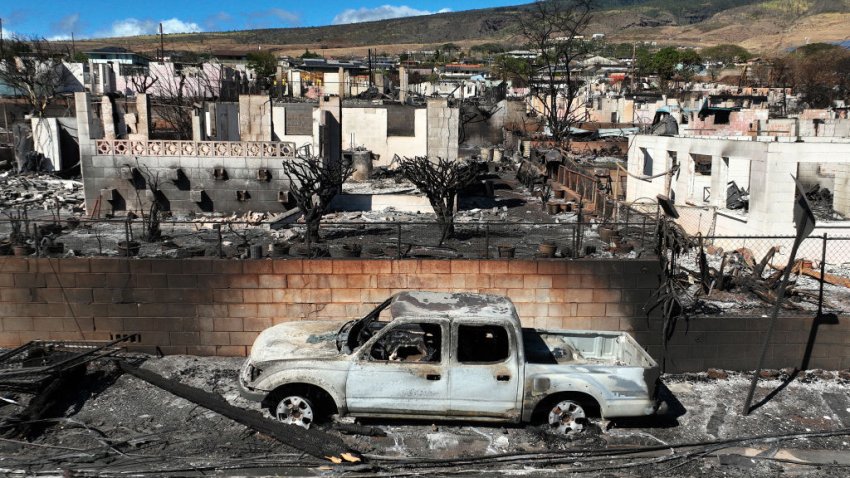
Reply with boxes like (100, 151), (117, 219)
(239, 291), (663, 434)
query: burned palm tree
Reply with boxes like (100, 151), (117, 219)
(281, 149), (353, 244)
(396, 155), (478, 245)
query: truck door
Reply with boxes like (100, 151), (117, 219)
(346, 319), (450, 416)
(449, 322), (521, 420)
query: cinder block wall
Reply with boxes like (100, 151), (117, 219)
(83, 154), (294, 215)
(0, 257), (847, 372)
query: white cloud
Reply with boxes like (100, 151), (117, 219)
(98, 17), (202, 38)
(332, 5), (452, 24)
(160, 18), (202, 34)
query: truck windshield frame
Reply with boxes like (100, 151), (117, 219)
(336, 297), (393, 354)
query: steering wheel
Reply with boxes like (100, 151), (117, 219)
(370, 341), (387, 360)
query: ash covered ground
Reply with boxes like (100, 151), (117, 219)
(1, 355), (849, 476)
(0, 169), (652, 261)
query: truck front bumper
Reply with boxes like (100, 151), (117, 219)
(238, 360), (270, 402)
(238, 381), (269, 402)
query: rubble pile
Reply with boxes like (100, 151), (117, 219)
(805, 184), (844, 221)
(679, 243), (850, 314)
(0, 173), (84, 212)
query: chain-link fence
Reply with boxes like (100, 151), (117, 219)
(0, 216), (659, 260)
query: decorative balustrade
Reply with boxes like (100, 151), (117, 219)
(95, 140), (298, 158)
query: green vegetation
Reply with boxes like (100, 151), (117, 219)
(637, 46), (702, 90)
(701, 44), (752, 65)
(299, 49), (323, 59)
(246, 50), (278, 79)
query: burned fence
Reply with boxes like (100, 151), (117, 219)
(0, 217), (658, 260)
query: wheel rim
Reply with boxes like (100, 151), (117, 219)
(548, 400), (586, 435)
(276, 396), (314, 429)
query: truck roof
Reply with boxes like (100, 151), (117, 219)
(389, 291), (519, 322)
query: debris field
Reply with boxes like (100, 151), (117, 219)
(1, 354), (850, 476)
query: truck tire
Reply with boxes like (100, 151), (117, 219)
(267, 385), (337, 429)
(547, 399), (586, 435)
(274, 394), (316, 429)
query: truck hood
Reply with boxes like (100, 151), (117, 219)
(249, 320), (345, 363)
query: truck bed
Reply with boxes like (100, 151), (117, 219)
(522, 328), (656, 368)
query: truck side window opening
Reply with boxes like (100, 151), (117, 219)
(457, 325), (510, 363)
(370, 323), (441, 363)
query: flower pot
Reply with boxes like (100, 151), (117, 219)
(117, 240), (140, 257)
(538, 242), (557, 258)
(598, 226), (619, 243)
(546, 202), (560, 215)
(12, 245), (33, 257)
(497, 244), (516, 258)
(271, 242), (291, 257)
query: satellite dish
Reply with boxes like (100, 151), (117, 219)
(657, 194), (679, 219)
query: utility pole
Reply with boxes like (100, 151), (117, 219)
(71, 32), (75, 58)
(1, 18), (4, 57)
(368, 48), (373, 87)
(159, 23), (164, 62)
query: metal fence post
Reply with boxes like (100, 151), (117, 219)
(124, 220), (131, 258)
(397, 223), (402, 259)
(641, 216), (647, 248)
(818, 233), (827, 316)
(215, 224), (223, 258)
(484, 223), (490, 259)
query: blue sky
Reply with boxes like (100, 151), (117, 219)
(0, 1), (523, 39)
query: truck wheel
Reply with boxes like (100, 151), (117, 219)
(547, 399), (586, 435)
(274, 395), (315, 429)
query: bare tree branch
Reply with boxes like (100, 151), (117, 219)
(513, 0), (593, 145)
(280, 150), (354, 244)
(0, 36), (72, 117)
(396, 155), (478, 245)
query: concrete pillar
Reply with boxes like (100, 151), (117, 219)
(833, 163), (850, 218)
(374, 72), (385, 94)
(238, 95), (272, 141)
(426, 97), (459, 162)
(192, 111), (203, 141)
(134, 93), (151, 139)
(710, 156), (729, 208)
(101, 95), (116, 140)
(399, 66), (408, 104)
(338, 67), (346, 99)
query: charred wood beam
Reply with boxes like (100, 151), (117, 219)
(117, 362), (360, 463)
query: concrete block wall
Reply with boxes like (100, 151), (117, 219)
(1, 257), (848, 372)
(82, 154), (295, 214)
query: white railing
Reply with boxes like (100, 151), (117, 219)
(95, 140), (298, 157)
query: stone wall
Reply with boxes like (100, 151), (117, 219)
(1, 257), (847, 372)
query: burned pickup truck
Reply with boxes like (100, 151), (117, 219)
(240, 291), (662, 434)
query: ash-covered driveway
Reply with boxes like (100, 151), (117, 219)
(1, 355), (849, 476)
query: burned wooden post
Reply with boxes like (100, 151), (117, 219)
(742, 176), (816, 415)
